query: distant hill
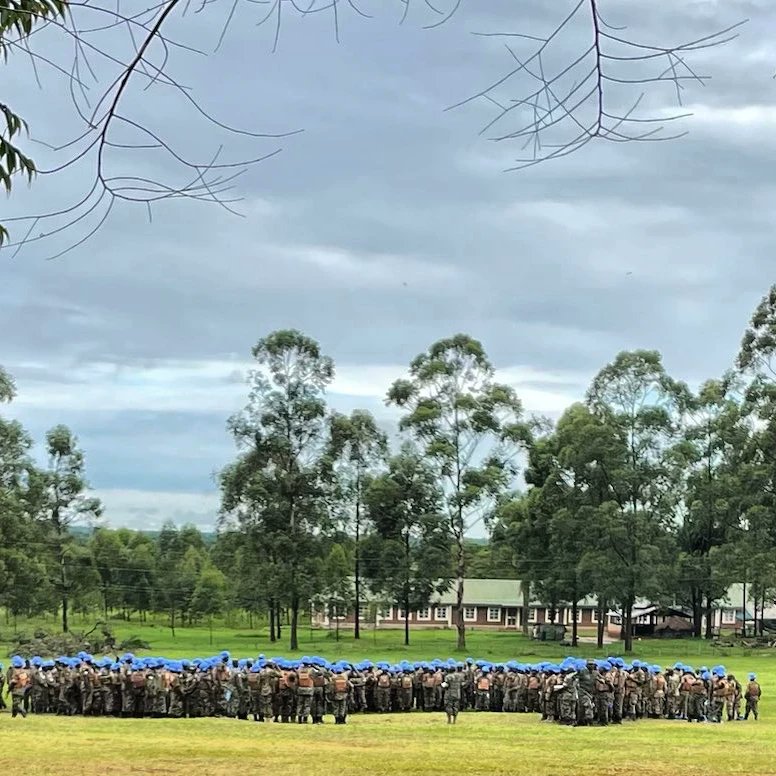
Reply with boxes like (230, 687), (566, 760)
(69, 526), (217, 544)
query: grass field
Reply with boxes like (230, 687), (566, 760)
(1, 617), (773, 776)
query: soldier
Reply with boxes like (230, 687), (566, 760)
(665, 668), (680, 720)
(526, 669), (541, 713)
(710, 668), (728, 723)
(726, 673), (741, 722)
(442, 663), (463, 724)
(503, 666), (518, 712)
(651, 667), (666, 719)
(0, 662), (6, 711)
(557, 666), (579, 726)
(688, 671), (707, 722)
(594, 662), (614, 726)
(296, 658), (315, 723)
(375, 665), (392, 712)
(462, 659), (474, 711)
(475, 667), (491, 711)
(491, 665), (505, 713)
(744, 673), (761, 721)
(329, 667), (352, 724)
(257, 660), (278, 722)
(247, 662), (262, 721)
(421, 667), (436, 711)
(8, 656), (29, 718)
(349, 663), (366, 713)
(30, 656), (48, 714)
(166, 662), (183, 718)
(576, 660), (595, 726)
(393, 668), (410, 712)
(311, 659), (329, 724)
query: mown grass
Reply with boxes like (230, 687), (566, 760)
(2, 704), (771, 776)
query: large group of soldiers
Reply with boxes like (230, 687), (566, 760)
(1, 652), (763, 726)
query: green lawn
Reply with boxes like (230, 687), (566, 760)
(1, 702), (771, 776)
(5, 613), (770, 664)
(3, 615), (772, 776)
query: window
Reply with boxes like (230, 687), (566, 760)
(398, 607), (407, 620)
(529, 608), (538, 622)
(435, 607), (448, 621)
(545, 609), (553, 623)
(591, 608), (599, 624)
(506, 614), (517, 627)
(417, 607), (431, 621)
(487, 607), (501, 623)
(379, 607), (392, 620)
(722, 609), (737, 625)
(358, 605), (369, 621)
(464, 606), (477, 621)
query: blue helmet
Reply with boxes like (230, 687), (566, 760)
(11, 656), (24, 669)
(749, 673), (756, 680)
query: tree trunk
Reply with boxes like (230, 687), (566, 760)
(354, 493), (361, 640)
(691, 588), (702, 638)
(742, 577), (747, 637)
(170, 606), (176, 639)
(60, 557), (69, 633)
(623, 589), (634, 653)
(209, 615), (213, 646)
(275, 602), (282, 640)
(521, 581), (530, 638)
(571, 597), (578, 648)
(455, 532), (466, 651)
(335, 603), (340, 642)
(753, 590), (759, 638)
(269, 602), (276, 643)
(704, 593), (713, 640)
(290, 595), (299, 651)
(596, 597), (605, 648)
(404, 592), (410, 647)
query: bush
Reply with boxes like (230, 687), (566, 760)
(118, 636), (152, 651)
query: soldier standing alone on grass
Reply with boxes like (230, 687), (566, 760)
(442, 663), (463, 725)
(745, 673), (761, 721)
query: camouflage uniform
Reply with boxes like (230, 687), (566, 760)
(443, 670), (463, 724)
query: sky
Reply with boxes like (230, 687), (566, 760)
(2, 0), (775, 532)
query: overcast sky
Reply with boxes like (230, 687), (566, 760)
(1, 0), (774, 532)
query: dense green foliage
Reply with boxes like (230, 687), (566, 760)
(5, 288), (776, 652)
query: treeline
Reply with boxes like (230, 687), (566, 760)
(3, 287), (776, 652)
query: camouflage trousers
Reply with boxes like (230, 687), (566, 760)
(558, 692), (577, 723)
(296, 691), (313, 721)
(595, 692), (612, 725)
(745, 698), (759, 720)
(445, 697), (460, 720)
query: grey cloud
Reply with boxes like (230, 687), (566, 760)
(2, 0), (774, 526)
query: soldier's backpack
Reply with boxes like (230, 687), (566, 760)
(377, 673), (391, 689)
(401, 676), (413, 690)
(297, 668), (313, 689)
(14, 670), (29, 690)
(746, 681), (761, 699)
(333, 675), (348, 694)
(247, 672), (260, 688)
(477, 676), (490, 692)
(131, 671), (146, 689)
